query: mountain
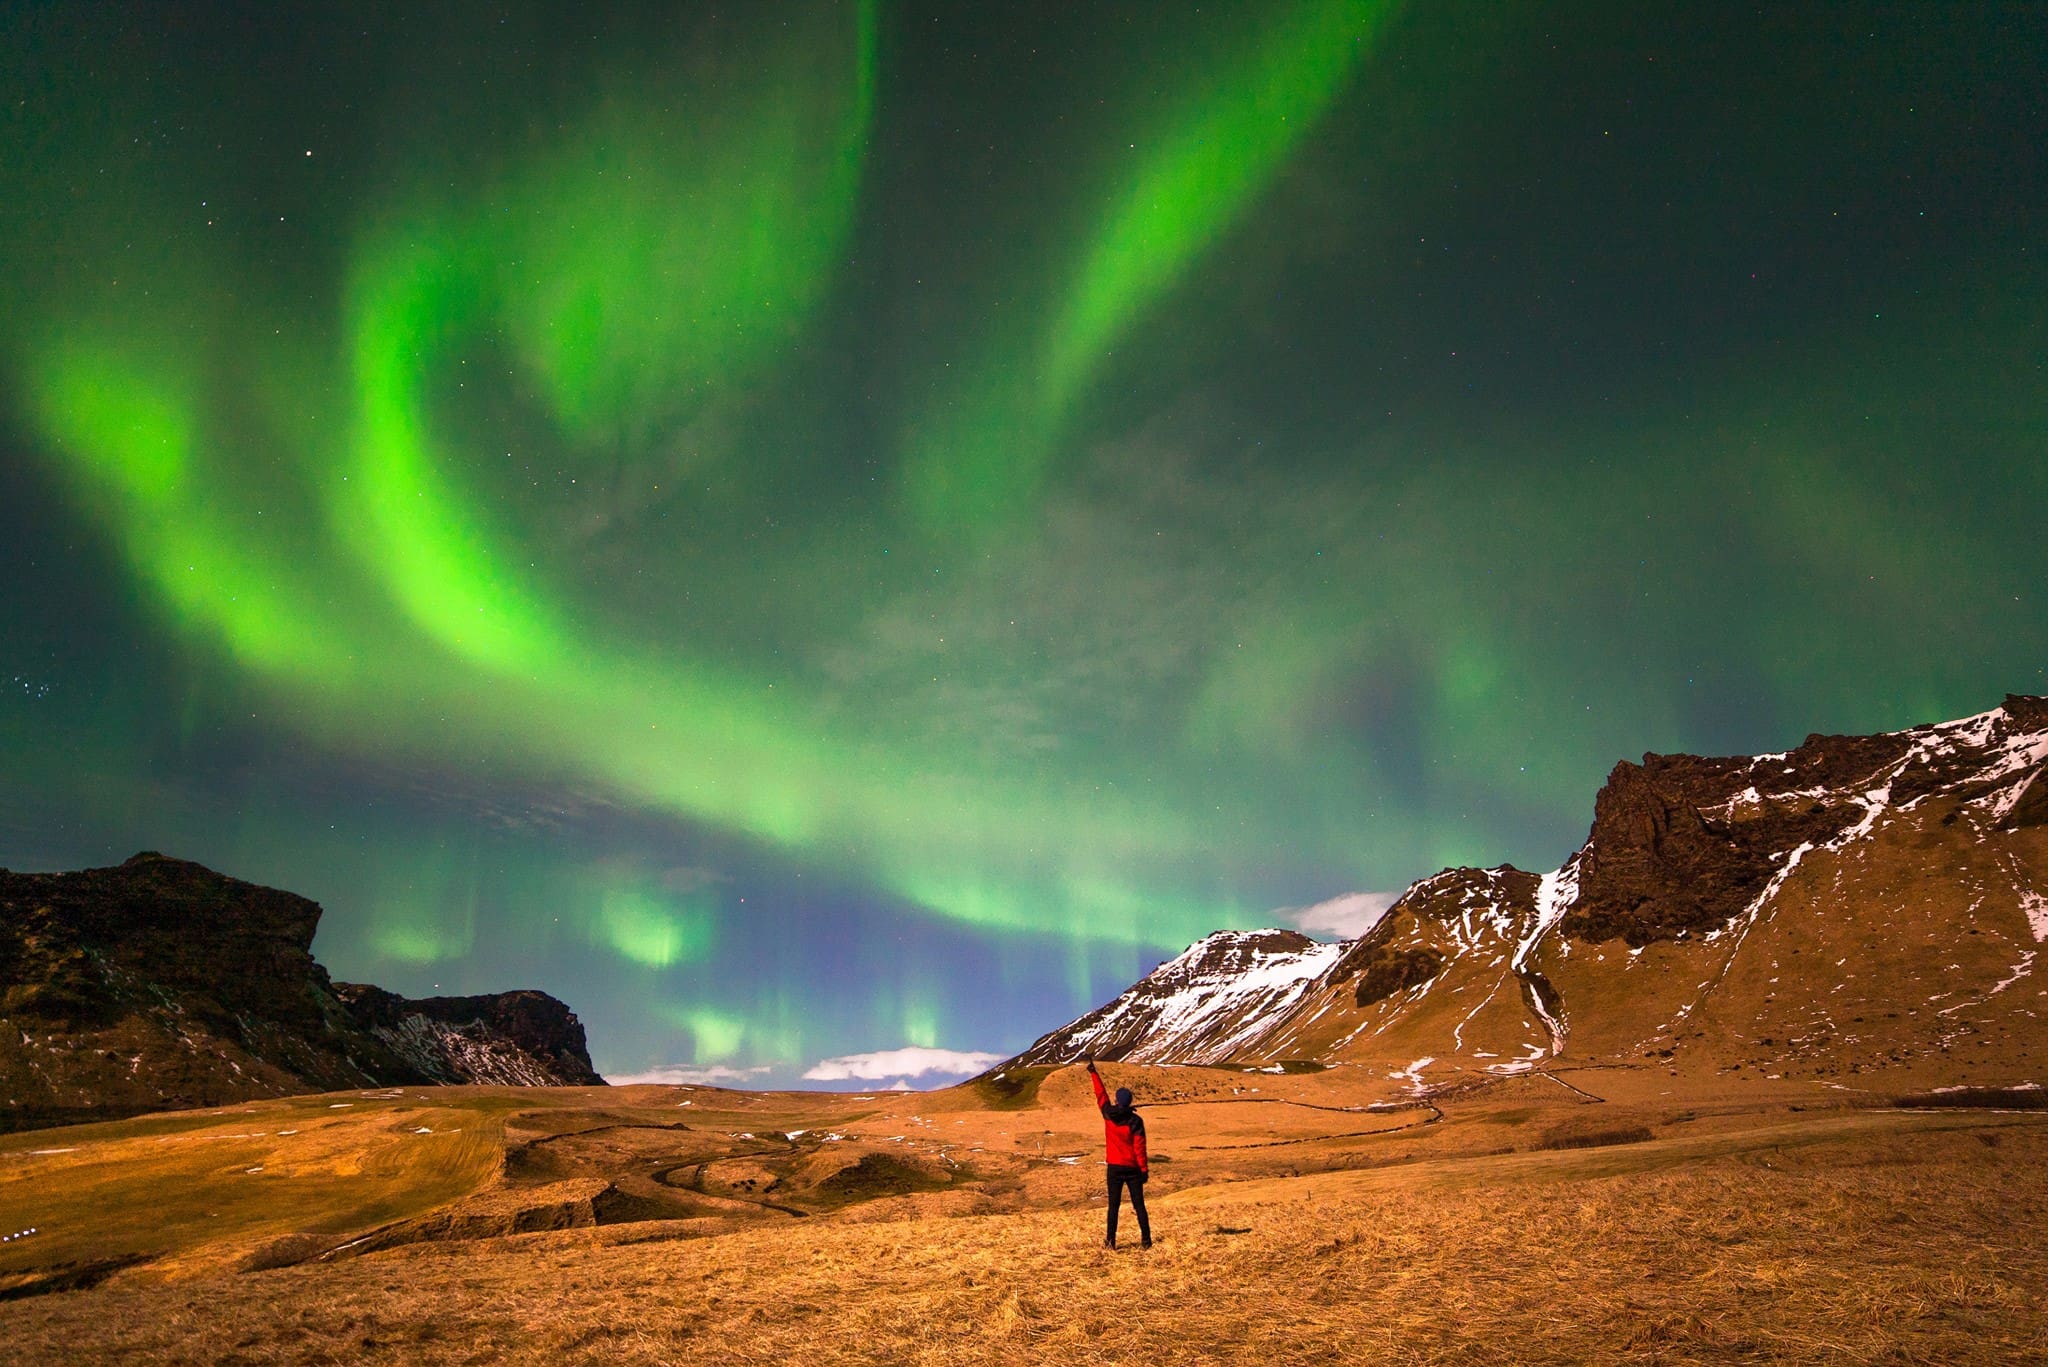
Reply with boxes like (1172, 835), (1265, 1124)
(1010, 929), (1343, 1067)
(332, 984), (601, 1088)
(0, 852), (601, 1131)
(1005, 695), (2048, 1091)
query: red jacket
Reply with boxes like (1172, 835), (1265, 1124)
(1090, 1069), (1148, 1174)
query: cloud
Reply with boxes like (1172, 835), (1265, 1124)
(607, 1063), (772, 1086)
(801, 1046), (1003, 1083)
(1280, 891), (1399, 941)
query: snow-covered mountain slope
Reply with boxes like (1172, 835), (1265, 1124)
(1007, 930), (1342, 1066)
(1243, 861), (1583, 1086)
(1002, 695), (2048, 1093)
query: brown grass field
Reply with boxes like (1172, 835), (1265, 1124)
(3, 1065), (2046, 1364)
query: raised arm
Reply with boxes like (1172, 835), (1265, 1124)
(1087, 1061), (1109, 1110)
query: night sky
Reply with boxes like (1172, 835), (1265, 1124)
(3, 2), (2043, 1086)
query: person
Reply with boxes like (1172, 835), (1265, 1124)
(1085, 1058), (1150, 1248)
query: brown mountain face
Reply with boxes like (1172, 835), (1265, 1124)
(1005, 696), (2048, 1095)
(0, 853), (601, 1131)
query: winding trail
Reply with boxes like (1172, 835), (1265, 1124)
(1185, 1104), (1443, 1151)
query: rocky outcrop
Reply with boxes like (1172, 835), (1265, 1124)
(333, 984), (603, 1087)
(1566, 697), (2048, 945)
(0, 853), (602, 1131)
(1347, 946), (1444, 1008)
(1562, 753), (1854, 945)
(0, 851), (335, 1035)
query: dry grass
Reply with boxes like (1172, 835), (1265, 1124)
(3, 1108), (2044, 1365)
(0, 1092), (512, 1283)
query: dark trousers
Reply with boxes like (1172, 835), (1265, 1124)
(1106, 1164), (1150, 1245)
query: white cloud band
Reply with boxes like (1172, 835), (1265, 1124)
(607, 1063), (772, 1086)
(1282, 890), (1398, 940)
(801, 1046), (1002, 1082)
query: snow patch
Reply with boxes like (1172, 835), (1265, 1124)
(1986, 952), (2035, 1002)
(2021, 891), (2048, 945)
(1389, 1057), (1436, 1089)
(1517, 859), (1579, 974)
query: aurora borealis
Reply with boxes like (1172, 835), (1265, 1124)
(2, 2), (2043, 1085)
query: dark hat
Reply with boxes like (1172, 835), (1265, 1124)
(1114, 1086), (1133, 1109)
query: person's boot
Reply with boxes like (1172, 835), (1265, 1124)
(1141, 1236), (1152, 1249)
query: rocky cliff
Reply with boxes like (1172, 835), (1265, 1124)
(0, 853), (601, 1131)
(333, 983), (603, 1087)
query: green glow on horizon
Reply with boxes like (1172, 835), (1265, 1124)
(901, 997), (940, 1051)
(684, 1009), (748, 1063)
(371, 920), (471, 966)
(597, 887), (717, 969)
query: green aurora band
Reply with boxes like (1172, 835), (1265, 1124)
(900, 0), (1394, 531)
(7, 1), (1400, 951)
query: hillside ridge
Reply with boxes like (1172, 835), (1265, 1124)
(1006, 695), (2048, 1090)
